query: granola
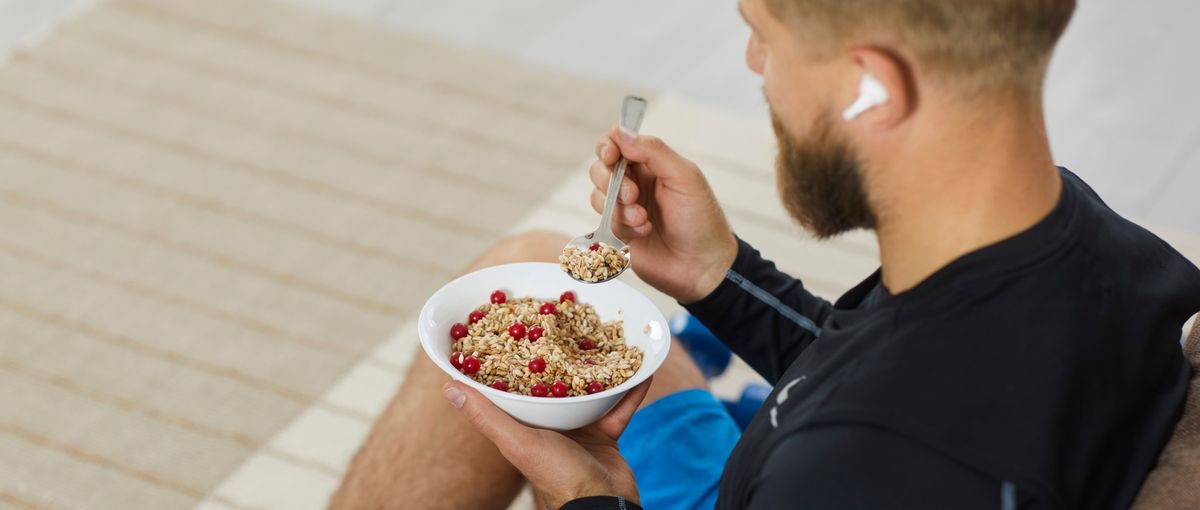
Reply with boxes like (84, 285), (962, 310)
(560, 242), (630, 282)
(447, 290), (642, 397)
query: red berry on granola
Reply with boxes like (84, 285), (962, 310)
(508, 323), (526, 340)
(462, 355), (480, 374)
(551, 380), (569, 398)
(528, 357), (546, 373)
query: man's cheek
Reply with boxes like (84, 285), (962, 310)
(761, 77), (782, 112)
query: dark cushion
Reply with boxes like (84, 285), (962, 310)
(1132, 318), (1200, 509)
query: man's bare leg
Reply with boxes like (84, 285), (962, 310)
(330, 231), (708, 510)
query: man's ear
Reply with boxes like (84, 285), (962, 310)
(842, 48), (914, 129)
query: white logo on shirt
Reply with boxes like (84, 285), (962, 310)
(769, 376), (806, 428)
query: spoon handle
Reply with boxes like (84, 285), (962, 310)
(598, 96), (649, 238)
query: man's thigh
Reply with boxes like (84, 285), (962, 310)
(331, 230), (567, 510)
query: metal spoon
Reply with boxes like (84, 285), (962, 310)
(562, 95), (649, 283)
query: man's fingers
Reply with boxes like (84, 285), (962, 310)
(623, 204), (648, 225)
(588, 160), (639, 205)
(588, 188), (649, 225)
(606, 126), (690, 180)
(443, 381), (535, 463)
(595, 377), (654, 439)
(595, 135), (621, 166)
(589, 188), (606, 215)
(589, 190), (649, 239)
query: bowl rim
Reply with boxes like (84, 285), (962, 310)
(418, 262), (670, 404)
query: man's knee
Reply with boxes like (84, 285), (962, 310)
(466, 230), (569, 272)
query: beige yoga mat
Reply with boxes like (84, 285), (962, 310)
(0, 0), (630, 507)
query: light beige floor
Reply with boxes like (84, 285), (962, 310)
(0, 1), (1197, 509)
(0, 0), (630, 507)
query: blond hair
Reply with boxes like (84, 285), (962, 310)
(765, 0), (1076, 93)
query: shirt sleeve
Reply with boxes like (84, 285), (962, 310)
(559, 496), (643, 510)
(683, 237), (833, 383)
(747, 425), (1007, 509)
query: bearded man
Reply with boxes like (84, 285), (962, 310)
(332, 1), (1200, 508)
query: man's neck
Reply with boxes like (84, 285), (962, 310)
(870, 99), (1062, 294)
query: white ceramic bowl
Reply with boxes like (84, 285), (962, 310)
(418, 262), (670, 430)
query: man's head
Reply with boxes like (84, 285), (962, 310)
(742, 0), (1076, 238)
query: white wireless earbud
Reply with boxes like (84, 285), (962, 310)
(841, 73), (889, 121)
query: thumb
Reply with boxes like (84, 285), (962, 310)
(443, 381), (535, 459)
(594, 376), (654, 439)
(607, 126), (690, 181)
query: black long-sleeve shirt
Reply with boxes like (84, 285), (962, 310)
(675, 169), (1200, 509)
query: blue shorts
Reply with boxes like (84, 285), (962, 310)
(618, 389), (742, 510)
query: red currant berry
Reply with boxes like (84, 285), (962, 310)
(450, 322), (468, 340)
(508, 323), (527, 340)
(468, 310), (485, 324)
(462, 355), (480, 374)
(560, 291), (576, 303)
(551, 380), (569, 398)
(449, 351), (464, 369)
(584, 359), (596, 365)
(585, 381), (605, 394)
(490, 290), (507, 304)
(589, 242), (601, 251)
(490, 379), (508, 391)
(539, 302), (557, 315)
(528, 357), (546, 373)
(528, 326), (544, 342)
(579, 339), (597, 350)
(530, 383), (548, 397)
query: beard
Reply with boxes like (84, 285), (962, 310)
(771, 110), (876, 239)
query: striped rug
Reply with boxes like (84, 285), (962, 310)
(0, 0), (631, 507)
